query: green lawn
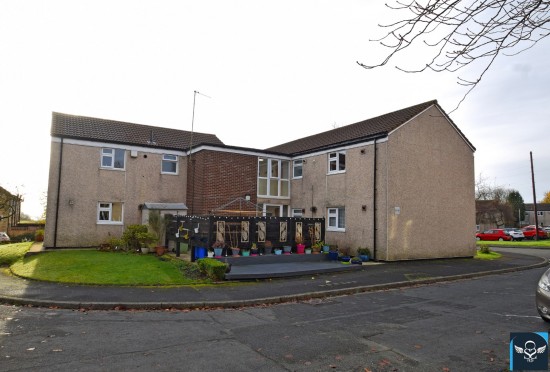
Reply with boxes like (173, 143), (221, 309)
(476, 240), (550, 248)
(474, 250), (502, 260)
(9, 250), (213, 286)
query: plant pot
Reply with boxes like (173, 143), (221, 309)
(296, 244), (305, 254)
(359, 254), (370, 262)
(305, 248), (312, 254)
(141, 247), (150, 254)
(351, 260), (362, 265)
(322, 245), (330, 253)
(155, 246), (166, 256)
(274, 249), (283, 255)
(327, 251), (338, 261)
(231, 248), (240, 257)
(214, 248), (223, 257)
(338, 255), (351, 262)
(242, 250), (250, 257)
(250, 249), (259, 256)
(264, 246), (273, 255)
(283, 245), (292, 254)
(207, 251), (214, 258)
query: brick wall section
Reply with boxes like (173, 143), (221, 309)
(188, 150), (258, 215)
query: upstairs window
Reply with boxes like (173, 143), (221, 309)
(101, 148), (125, 169)
(258, 158), (290, 198)
(328, 151), (345, 173)
(97, 202), (123, 224)
(162, 154), (178, 174)
(293, 160), (303, 178)
(327, 207), (345, 231)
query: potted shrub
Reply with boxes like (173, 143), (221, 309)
(148, 211), (168, 256)
(241, 246), (251, 257)
(295, 236), (305, 254)
(327, 244), (338, 260)
(357, 247), (371, 262)
(311, 240), (323, 254)
(351, 257), (362, 265)
(250, 243), (259, 256)
(274, 247), (283, 255)
(212, 240), (225, 257)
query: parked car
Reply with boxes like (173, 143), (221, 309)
(475, 229), (512, 241)
(502, 228), (524, 241)
(522, 225), (547, 240)
(537, 267), (550, 322)
(0, 232), (10, 242)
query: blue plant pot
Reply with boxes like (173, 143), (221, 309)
(327, 251), (338, 261)
(359, 255), (370, 262)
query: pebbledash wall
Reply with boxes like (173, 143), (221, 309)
(44, 138), (187, 248)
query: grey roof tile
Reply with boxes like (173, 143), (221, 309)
(266, 100), (473, 155)
(51, 112), (224, 150)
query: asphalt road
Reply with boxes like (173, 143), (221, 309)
(1, 247), (549, 371)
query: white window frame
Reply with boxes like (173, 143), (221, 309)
(328, 151), (346, 174)
(293, 160), (303, 179)
(161, 154), (178, 174)
(257, 158), (290, 198)
(327, 207), (345, 232)
(97, 202), (124, 225)
(101, 148), (125, 170)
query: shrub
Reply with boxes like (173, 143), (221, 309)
(35, 229), (44, 242)
(122, 225), (157, 251)
(196, 258), (228, 281)
(10, 233), (35, 243)
(479, 244), (491, 254)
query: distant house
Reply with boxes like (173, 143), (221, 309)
(525, 203), (550, 227)
(0, 186), (22, 235)
(44, 100), (476, 260)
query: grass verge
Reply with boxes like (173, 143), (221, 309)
(9, 250), (213, 286)
(0, 242), (33, 265)
(476, 240), (550, 248)
(475, 250), (502, 260)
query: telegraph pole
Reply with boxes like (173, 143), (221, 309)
(531, 151), (540, 240)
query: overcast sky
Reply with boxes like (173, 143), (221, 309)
(1, 1), (549, 219)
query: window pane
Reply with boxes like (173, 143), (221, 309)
(112, 203), (123, 222)
(293, 160), (303, 177)
(258, 158), (267, 177)
(114, 149), (125, 169)
(258, 179), (267, 195)
(99, 210), (110, 221)
(329, 160), (337, 172)
(338, 208), (345, 228)
(281, 180), (289, 197)
(339, 153), (346, 171)
(271, 160), (279, 177)
(162, 160), (177, 173)
(269, 179), (278, 196)
(329, 216), (336, 227)
(281, 161), (289, 179)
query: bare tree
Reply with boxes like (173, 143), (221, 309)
(358, 0), (550, 110)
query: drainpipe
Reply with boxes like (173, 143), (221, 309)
(372, 138), (377, 261)
(53, 137), (64, 248)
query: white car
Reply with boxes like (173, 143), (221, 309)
(0, 232), (10, 242)
(503, 228), (524, 241)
